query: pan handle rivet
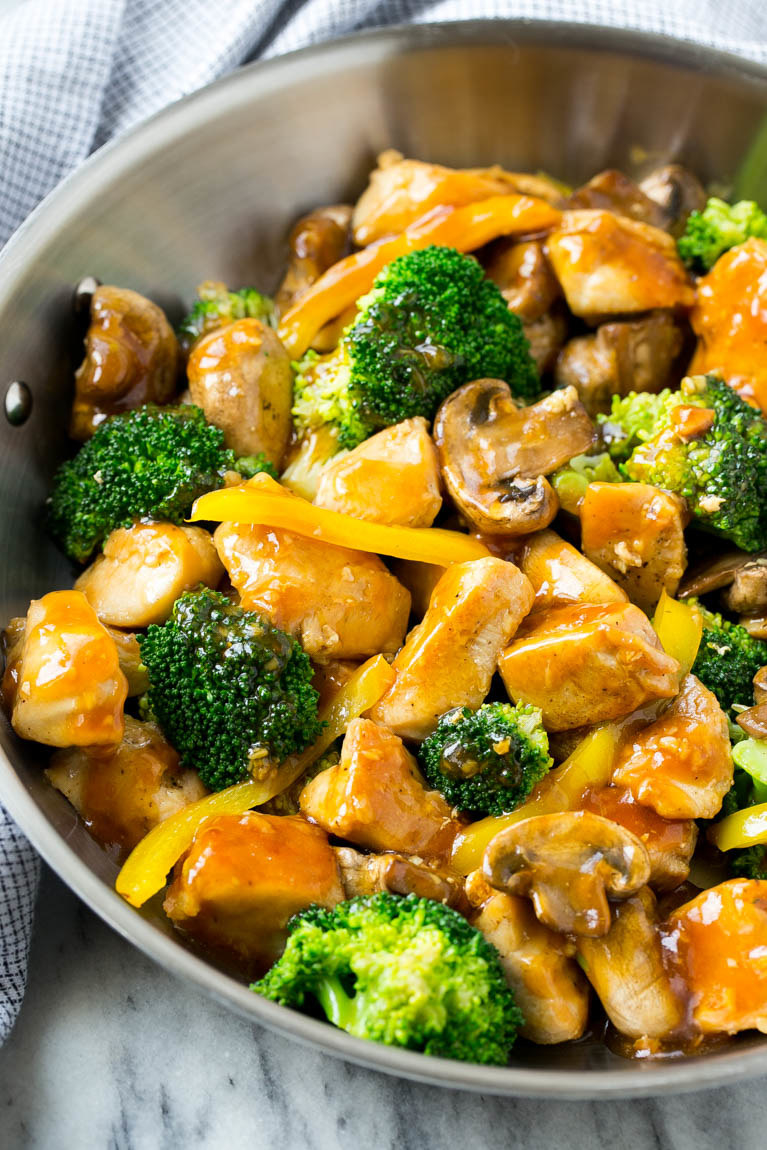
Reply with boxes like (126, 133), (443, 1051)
(4, 380), (32, 426)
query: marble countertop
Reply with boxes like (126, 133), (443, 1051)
(1, 866), (767, 1149)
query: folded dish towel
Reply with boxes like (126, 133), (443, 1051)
(0, 0), (765, 1045)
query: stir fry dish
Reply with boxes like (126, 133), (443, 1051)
(8, 150), (767, 1067)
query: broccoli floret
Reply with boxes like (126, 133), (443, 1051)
(293, 245), (539, 450)
(138, 588), (322, 791)
(234, 452), (279, 481)
(689, 600), (767, 714)
(252, 892), (523, 1065)
(600, 375), (767, 552)
(677, 197), (767, 273)
(47, 404), (234, 563)
(178, 281), (275, 354)
(717, 739), (767, 879)
(550, 451), (623, 514)
(418, 702), (552, 817)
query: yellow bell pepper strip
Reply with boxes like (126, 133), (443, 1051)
(709, 803), (767, 852)
(115, 654), (395, 908)
(277, 194), (563, 358)
(652, 590), (703, 677)
(190, 472), (490, 565)
(451, 724), (620, 875)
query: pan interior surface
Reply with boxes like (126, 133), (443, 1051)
(1, 20), (767, 1097)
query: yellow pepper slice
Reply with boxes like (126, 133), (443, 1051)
(451, 724), (620, 875)
(277, 194), (563, 358)
(190, 473), (489, 565)
(115, 654), (395, 908)
(652, 590), (702, 676)
(708, 803), (767, 852)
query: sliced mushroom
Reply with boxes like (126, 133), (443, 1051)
(274, 204), (353, 316)
(639, 164), (707, 236)
(433, 380), (594, 536)
(554, 311), (686, 417)
(742, 615), (767, 640)
(755, 666), (767, 705)
(736, 702), (767, 740)
(70, 285), (179, 440)
(580, 482), (688, 613)
(483, 810), (651, 937)
(678, 549), (763, 599)
(465, 871), (589, 1044)
(722, 557), (767, 615)
(567, 169), (668, 229)
(334, 847), (464, 907)
(187, 317), (293, 465)
(577, 885), (684, 1039)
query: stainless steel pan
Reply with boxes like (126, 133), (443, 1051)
(1, 20), (766, 1097)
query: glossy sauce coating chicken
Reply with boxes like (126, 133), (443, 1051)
(11, 153), (767, 1071)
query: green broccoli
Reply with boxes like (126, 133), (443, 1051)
(717, 738), (767, 879)
(48, 404), (235, 563)
(677, 197), (767, 273)
(550, 451), (623, 514)
(600, 374), (767, 552)
(293, 245), (539, 451)
(252, 892), (523, 1065)
(418, 702), (552, 817)
(233, 453), (279, 481)
(689, 600), (767, 714)
(138, 588), (323, 791)
(178, 281), (275, 355)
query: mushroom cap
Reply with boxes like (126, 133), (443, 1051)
(433, 379), (594, 536)
(483, 809), (651, 937)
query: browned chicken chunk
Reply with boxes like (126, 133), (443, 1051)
(499, 601), (681, 730)
(580, 482), (688, 612)
(555, 311), (686, 416)
(519, 528), (626, 610)
(314, 417), (442, 527)
(12, 590), (127, 748)
(567, 169), (667, 228)
(522, 310), (570, 375)
(75, 523), (223, 628)
(545, 210), (695, 321)
(465, 871), (589, 1044)
(300, 718), (459, 860)
(70, 285), (178, 441)
(335, 846), (463, 906)
(214, 523), (410, 663)
(612, 673), (732, 820)
(164, 812), (344, 973)
(484, 239), (561, 321)
(370, 557), (534, 739)
(46, 717), (207, 859)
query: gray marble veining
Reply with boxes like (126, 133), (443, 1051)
(1, 866), (767, 1150)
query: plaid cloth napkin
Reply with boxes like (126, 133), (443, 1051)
(1, 0), (765, 1044)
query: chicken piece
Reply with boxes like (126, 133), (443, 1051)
(522, 309), (570, 375)
(499, 601), (680, 731)
(70, 285), (179, 441)
(46, 716), (207, 859)
(554, 311), (686, 416)
(465, 871), (589, 1044)
(351, 149), (564, 246)
(275, 204), (352, 315)
(334, 846), (464, 906)
(612, 673), (732, 820)
(369, 557), (534, 739)
(484, 240), (561, 322)
(12, 590), (127, 747)
(75, 523), (223, 628)
(314, 417), (442, 527)
(664, 879), (767, 1035)
(545, 210), (695, 321)
(576, 886), (683, 1039)
(721, 557), (767, 615)
(689, 238), (767, 412)
(389, 559), (445, 618)
(519, 528), (626, 611)
(164, 812), (343, 973)
(567, 169), (668, 228)
(214, 523), (410, 663)
(579, 482), (688, 613)
(187, 318), (293, 465)
(300, 718), (458, 859)
(579, 785), (697, 892)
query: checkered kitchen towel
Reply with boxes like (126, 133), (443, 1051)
(1, 0), (765, 1043)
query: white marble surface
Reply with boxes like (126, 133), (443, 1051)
(1, 866), (767, 1149)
